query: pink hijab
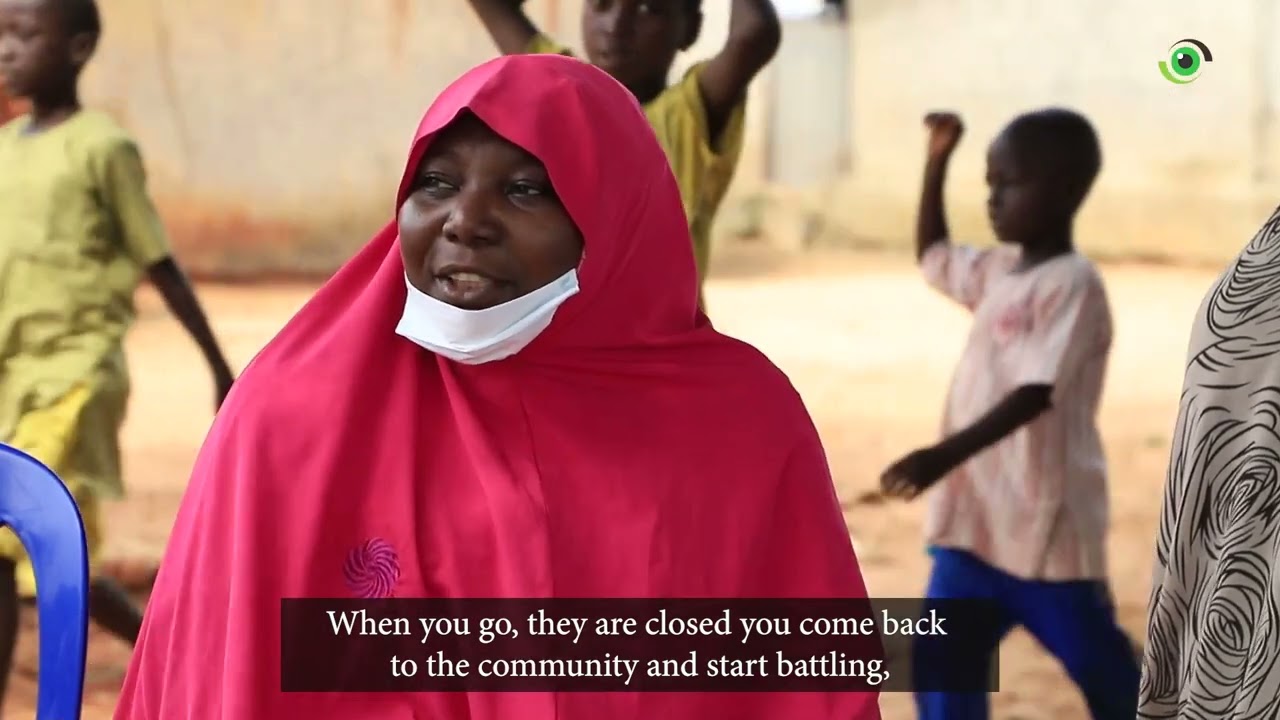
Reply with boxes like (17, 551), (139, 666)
(114, 54), (880, 720)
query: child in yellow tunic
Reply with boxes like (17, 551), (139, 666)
(0, 0), (234, 707)
(466, 0), (781, 311)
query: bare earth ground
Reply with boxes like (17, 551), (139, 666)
(6, 246), (1218, 719)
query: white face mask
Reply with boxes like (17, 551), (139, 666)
(394, 269), (580, 364)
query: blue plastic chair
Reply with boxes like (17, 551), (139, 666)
(0, 443), (89, 720)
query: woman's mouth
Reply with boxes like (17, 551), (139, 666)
(444, 271), (491, 292)
(433, 271), (512, 309)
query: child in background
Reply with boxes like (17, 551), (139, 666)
(0, 0), (235, 707)
(465, 0), (781, 310)
(879, 109), (1140, 720)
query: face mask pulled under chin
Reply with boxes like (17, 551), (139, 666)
(394, 269), (580, 364)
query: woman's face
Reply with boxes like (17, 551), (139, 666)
(398, 114), (585, 310)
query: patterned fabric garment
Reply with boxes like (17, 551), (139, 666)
(1139, 205), (1280, 719)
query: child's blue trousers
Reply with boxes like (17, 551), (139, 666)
(913, 547), (1140, 720)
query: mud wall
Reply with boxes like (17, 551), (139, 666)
(29, 0), (1280, 277)
(76, 0), (744, 278)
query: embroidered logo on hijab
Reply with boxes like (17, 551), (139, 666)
(343, 538), (401, 598)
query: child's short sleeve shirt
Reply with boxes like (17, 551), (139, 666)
(0, 110), (172, 313)
(920, 241), (1114, 581)
(0, 110), (172, 498)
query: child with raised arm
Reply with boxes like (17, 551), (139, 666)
(0, 0), (234, 709)
(880, 109), (1140, 720)
(465, 0), (780, 309)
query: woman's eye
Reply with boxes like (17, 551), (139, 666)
(418, 174), (455, 193)
(509, 181), (547, 198)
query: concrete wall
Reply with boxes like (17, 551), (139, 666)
(81, 0), (521, 274)
(761, 0), (1280, 266)
(76, 0), (751, 277)
(70, 0), (1280, 275)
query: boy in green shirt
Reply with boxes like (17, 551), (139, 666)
(0, 0), (235, 706)
(466, 0), (781, 311)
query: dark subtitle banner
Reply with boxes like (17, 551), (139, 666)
(280, 598), (999, 693)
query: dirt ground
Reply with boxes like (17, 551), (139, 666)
(7, 246), (1220, 719)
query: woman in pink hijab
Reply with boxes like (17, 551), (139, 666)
(114, 54), (880, 719)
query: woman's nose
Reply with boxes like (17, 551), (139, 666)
(441, 189), (500, 246)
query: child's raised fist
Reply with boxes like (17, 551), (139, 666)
(924, 111), (964, 160)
